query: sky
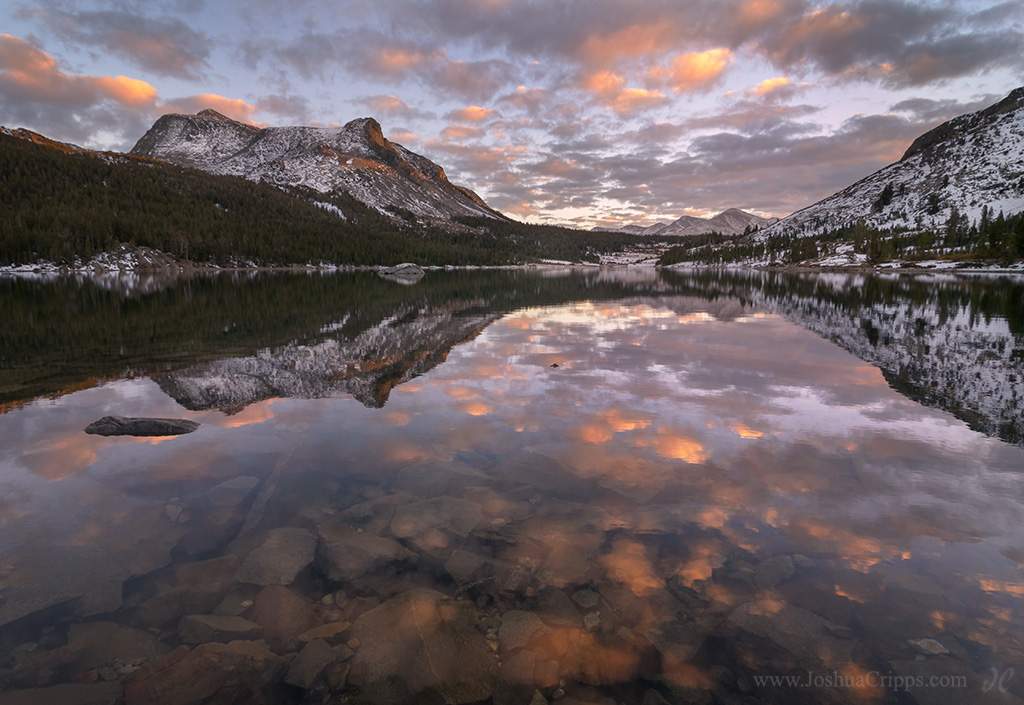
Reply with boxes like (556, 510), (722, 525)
(1, 0), (1022, 228)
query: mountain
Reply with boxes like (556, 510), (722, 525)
(130, 109), (505, 223)
(762, 86), (1024, 240)
(594, 209), (773, 236)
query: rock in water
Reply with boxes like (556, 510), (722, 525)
(235, 528), (317, 586)
(84, 416), (199, 437)
(377, 263), (425, 285)
(349, 588), (497, 704)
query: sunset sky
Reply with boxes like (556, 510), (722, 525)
(2, 0), (1022, 227)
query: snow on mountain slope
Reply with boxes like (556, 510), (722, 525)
(761, 87), (1024, 239)
(130, 110), (505, 222)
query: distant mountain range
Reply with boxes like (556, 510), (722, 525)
(593, 208), (776, 237)
(130, 109), (505, 223)
(760, 86), (1024, 241)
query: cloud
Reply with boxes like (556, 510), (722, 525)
(751, 76), (791, 95)
(756, 0), (1024, 87)
(441, 123), (486, 140)
(497, 85), (550, 114)
(254, 94), (311, 122)
(889, 94), (1002, 122)
(447, 105), (497, 122)
(581, 70), (667, 115)
(0, 34), (257, 148)
(21, 6), (212, 80)
(356, 94), (433, 120)
(650, 48), (733, 94)
(0, 33), (159, 145)
(432, 58), (516, 101)
(163, 94), (259, 123)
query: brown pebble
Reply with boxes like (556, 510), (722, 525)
(346, 638), (360, 649)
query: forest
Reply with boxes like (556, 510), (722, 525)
(0, 132), (644, 267)
(658, 210), (1024, 266)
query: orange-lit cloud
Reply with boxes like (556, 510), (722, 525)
(381, 411), (411, 426)
(579, 23), (676, 64)
(598, 537), (663, 595)
(441, 123), (485, 140)
(652, 428), (708, 463)
(652, 48), (733, 93)
(752, 76), (791, 95)
(461, 401), (493, 416)
(375, 46), (444, 74)
(610, 88), (666, 115)
(582, 70), (626, 96)
(738, 0), (790, 24)
(732, 423), (764, 439)
(215, 401), (275, 428)
(164, 94), (259, 123)
(449, 105), (496, 122)
(0, 33), (159, 106)
(581, 70), (666, 115)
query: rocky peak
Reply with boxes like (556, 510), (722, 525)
(129, 110), (504, 222)
(196, 109), (238, 122)
(351, 117), (387, 149)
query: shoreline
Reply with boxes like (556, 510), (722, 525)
(3, 256), (1024, 277)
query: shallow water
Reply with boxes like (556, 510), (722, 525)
(0, 268), (1022, 705)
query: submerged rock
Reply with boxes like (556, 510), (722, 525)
(349, 588), (497, 704)
(236, 527), (316, 586)
(753, 555), (795, 590)
(316, 522), (416, 582)
(390, 495), (484, 553)
(726, 599), (864, 673)
(123, 640), (286, 705)
(177, 614), (262, 644)
(84, 416), (199, 437)
(252, 585), (321, 651)
(16, 621), (170, 688)
(0, 545), (129, 629)
(908, 637), (950, 655)
(134, 556), (239, 628)
(642, 621), (706, 667)
(0, 681), (123, 705)
(285, 638), (352, 689)
(498, 610), (549, 654)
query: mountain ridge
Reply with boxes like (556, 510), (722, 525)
(759, 85), (1024, 243)
(594, 208), (774, 237)
(129, 110), (506, 223)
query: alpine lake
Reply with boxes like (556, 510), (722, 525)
(1, 267), (1023, 705)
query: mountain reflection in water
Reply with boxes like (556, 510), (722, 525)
(0, 268), (1022, 705)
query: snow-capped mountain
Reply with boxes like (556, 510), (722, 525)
(130, 109), (504, 222)
(762, 86), (1024, 239)
(594, 208), (773, 236)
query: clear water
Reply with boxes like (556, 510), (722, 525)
(0, 268), (1022, 705)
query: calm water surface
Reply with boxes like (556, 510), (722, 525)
(0, 269), (1022, 705)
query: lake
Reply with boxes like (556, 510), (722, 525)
(0, 268), (1022, 705)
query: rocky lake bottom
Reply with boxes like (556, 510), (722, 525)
(0, 269), (1022, 705)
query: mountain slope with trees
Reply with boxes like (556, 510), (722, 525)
(0, 128), (643, 267)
